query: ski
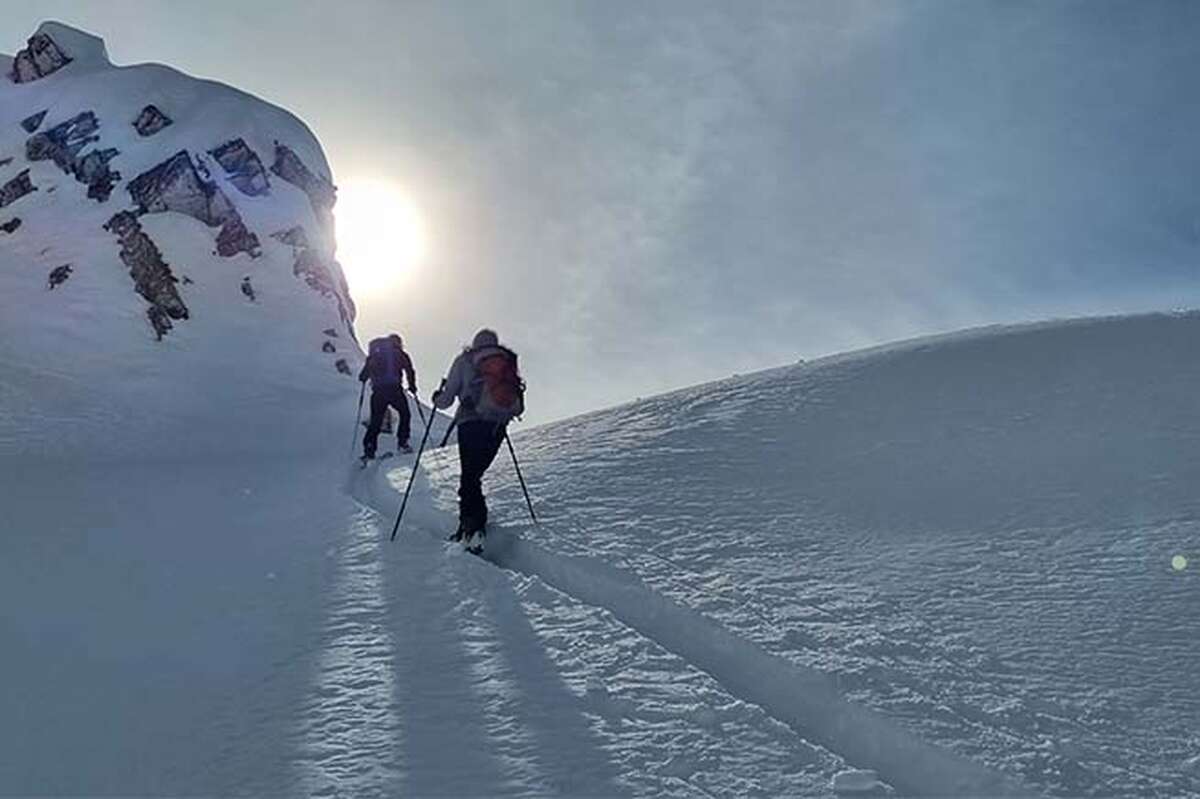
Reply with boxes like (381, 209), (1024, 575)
(358, 451), (396, 469)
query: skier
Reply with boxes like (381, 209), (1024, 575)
(359, 333), (418, 461)
(432, 328), (525, 552)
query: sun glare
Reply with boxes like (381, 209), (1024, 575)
(334, 179), (427, 293)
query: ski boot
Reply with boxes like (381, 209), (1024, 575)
(450, 517), (485, 554)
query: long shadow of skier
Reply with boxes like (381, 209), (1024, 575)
(450, 560), (629, 796)
(381, 538), (515, 795)
(347, 456), (515, 793)
(354, 454), (625, 793)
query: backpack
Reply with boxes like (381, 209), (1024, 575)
(367, 337), (402, 387)
(467, 345), (525, 423)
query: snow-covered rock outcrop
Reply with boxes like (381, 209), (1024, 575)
(0, 22), (361, 460)
(9, 29), (73, 83)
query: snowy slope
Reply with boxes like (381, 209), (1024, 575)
(3, 22), (1198, 799)
(0, 22), (360, 462)
(5, 311), (1199, 797)
(404, 311), (1200, 797)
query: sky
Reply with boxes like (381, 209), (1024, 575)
(5, 0), (1200, 423)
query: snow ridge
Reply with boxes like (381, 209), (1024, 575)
(481, 529), (1026, 797)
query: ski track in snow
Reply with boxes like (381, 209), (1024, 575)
(347, 458), (1025, 797)
(11, 314), (1200, 796)
(296, 463), (626, 797)
(447, 316), (1200, 799)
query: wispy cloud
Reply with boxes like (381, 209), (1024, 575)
(5, 1), (1200, 421)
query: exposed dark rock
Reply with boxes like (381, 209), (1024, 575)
(75, 148), (120, 201)
(0, 218), (21, 234)
(209, 139), (270, 196)
(26, 111), (98, 167)
(132, 104), (172, 137)
(128, 150), (225, 219)
(329, 260), (355, 327)
(322, 327), (338, 338)
(26, 112), (120, 201)
(335, 358), (352, 376)
(215, 216), (261, 257)
(293, 248), (337, 297)
(195, 157), (213, 182)
(181, 275), (194, 285)
(47, 264), (72, 289)
(270, 142), (335, 233)
(146, 306), (172, 339)
(292, 248), (355, 330)
(0, 170), (36, 207)
(270, 225), (309, 249)
(128, 150), (259, 257)
(241, 276), (256, 302)
(0, 157), (11, 168)
(271, 221), (353, 332)
(21, 110), (47, 133)
(10, 32), (72, 83)
(104, 210), (189, 339)
(322, 340), (336, 353)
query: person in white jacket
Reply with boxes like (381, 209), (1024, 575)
(432, 328), (524, 549)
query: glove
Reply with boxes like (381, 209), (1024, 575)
(431, 389), (442, 405)
(358, 374), (367, 383)
(408, 385), (418, 396)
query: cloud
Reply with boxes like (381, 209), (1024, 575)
(5, 1), (1200, 422)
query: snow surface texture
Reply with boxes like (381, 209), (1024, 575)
(0, 22), (357, 463)
(444, 312), (1200, 798)
(3, 22), (1198, 799)
(7, 307), (1200, 796)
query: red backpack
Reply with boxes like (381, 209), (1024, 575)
(469, 345), (525, 423)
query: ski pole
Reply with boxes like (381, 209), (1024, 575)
(439, 419), (458, 449)
(504, 431), (538, 524)
(411, 392), (427, 426)
(390, 394), (436, 541)
(349, 380), (366, 458)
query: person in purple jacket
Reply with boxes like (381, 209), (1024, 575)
(359, 333), (417, 460)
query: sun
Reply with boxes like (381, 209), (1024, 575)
(333, 179), (427, 293)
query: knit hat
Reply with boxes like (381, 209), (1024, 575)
(472, 328), (499, 349)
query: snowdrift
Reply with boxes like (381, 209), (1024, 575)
(4, 303), (1198, 796)
(518, 311), (1200, 537)
(432, 311), (1200, 797)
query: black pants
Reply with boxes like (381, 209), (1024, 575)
(363, 386), (411, 456)
(457, 420), (506, 533)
